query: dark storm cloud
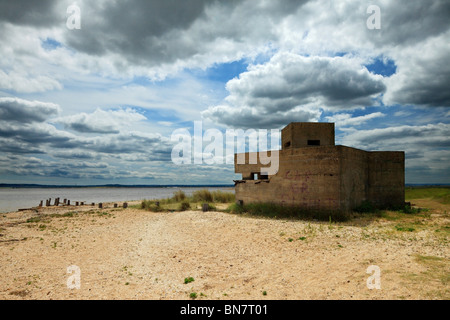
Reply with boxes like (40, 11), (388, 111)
(52, 151), (96, 160)
(364, 0), (450, 47)
(0, 97), (60, 123)
(64, 0), (213, 61)
(0, 0), (60, 27)
(0, 122), (74, 148)
(63, 0), (309, 68)
(64, 122), (119, 134)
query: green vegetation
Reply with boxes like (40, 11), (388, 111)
(405, 187), (450, 204)
(184, 277), (195, 284)
(395, 225), (415, 232)
(404, 255), (450, 299)
(353, 200), (377, 213)
(173, 190), (186, 202)
(226, 202), (351, 222)
(178, 200), (191, 211)
(140, 189), (235, 212)
(189, 292), (197, 299)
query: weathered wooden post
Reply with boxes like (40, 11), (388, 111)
(123, 202), (128, 209)
(114, 203), (118, 208)
(202, 203), (209, 212)
(67, 200), (71, 205)
(54, 198), (59, 206)
(98, 203), (103, 209)
(39, 200), (43, 207)
(91, 202), (95, 206)
(63, 199), (67, 204)
(75, 202), (79, 206)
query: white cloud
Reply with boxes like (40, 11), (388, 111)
(55, 108), (147, 134)
(203, 53), (386, 128)
(325, 112), (385, 127)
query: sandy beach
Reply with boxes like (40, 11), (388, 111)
(0, 199), (448, 300)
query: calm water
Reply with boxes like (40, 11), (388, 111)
(0, 187), (234, 213)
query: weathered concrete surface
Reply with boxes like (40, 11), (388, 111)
(235, 123), (405, 212)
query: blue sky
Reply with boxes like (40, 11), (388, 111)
(0, 0), (449, 185)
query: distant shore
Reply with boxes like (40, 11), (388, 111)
(0, 184), (234, 189)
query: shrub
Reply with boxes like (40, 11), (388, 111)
(178, 200), (191, 211)
(193, 189), (213, 202)
(353, 200), (377, 213)
(173, 190), (186, 202)
(140, 200), (164, 212)
(228, 202), (350, 222)
(401, 205), (421, 214)
(211, 190), (235, 203)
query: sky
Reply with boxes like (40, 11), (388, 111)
(0, 0), (449, 185)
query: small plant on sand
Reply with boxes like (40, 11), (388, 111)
(189, 292), (197, 299)
(395, 225), (415, 232)
(184, 277), (195, 284)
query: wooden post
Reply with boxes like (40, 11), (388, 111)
(63, 199), (67, 204)
(114, 203), (118, 208)
(91, 203), (95, 206)
(202, 203), (209, 212)
(39, 200), (43, 207)
(98, 203), (103, 209)
(75, 202), (79, 206)
(67, 200), (71, 205)
(54, 198), (59, 206)
(123, 202), (128, 209)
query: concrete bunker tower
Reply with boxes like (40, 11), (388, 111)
(234, 122), (405, 213)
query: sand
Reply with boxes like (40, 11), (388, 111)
(0, 200), (448, 300)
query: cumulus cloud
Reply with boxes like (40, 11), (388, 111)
(55, 108), (147, 134)
(0, 97), (60, 123)
(0, 0), (62, 27)
(325, 112), (385, 127)
(340, 123), (450, 183)
(343, 123), (450, 148)
(383, 32), (450, 107)
(203, 53), (386, 128)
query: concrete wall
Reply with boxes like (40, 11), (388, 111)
(234, 122), (404, 213)
(235, 146), (405, 212)
(235, 146), (342, 211)
(282, 122), (335, 149)
(368, 151), (405, 208)
(338, 146), (369, 211)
